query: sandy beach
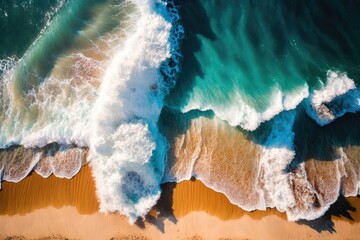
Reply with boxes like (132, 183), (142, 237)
(0, 165), (359, 240)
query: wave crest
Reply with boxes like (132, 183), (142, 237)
(89, 0), (182, 223)
(305, 70), (360, 125)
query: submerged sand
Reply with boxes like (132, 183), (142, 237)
(0, 165), (359, 240)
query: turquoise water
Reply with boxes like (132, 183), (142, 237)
(1, 0), (181, 223)
(13, 0), (126, 92)
(166, 0), (360, 129)
(163, 0), (360, 221)
(0, 0), (65, 59)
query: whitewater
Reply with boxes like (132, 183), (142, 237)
(0, 0), (183, 223)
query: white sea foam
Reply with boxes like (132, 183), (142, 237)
(183, 84), (309, 131)
(256, 111), (297, 210)
(3, 151), (42, 183)
(250, 110), (345, 221)
(305, 70), (360, 125)
(313, 71), (355, 105)
(0, 72), (96, 148)
(34, 155), (53, 178)
(180, 111), (342, 221)
(183, 71), (359, 216)
(50, 146), (84, 179)
(184, 70), (360, 131)
(0, 1), (136, 149)
(0, 9), (102, 149)
(44, 0), (66, 27)
(0, 0), (182, 223)
(338, 148), (360, 197)
(0, 57), (17, 75)
(0, 144), (86, 182)
(89, 0), (181, 223)
(250, 111), (331, 221)
(163, 111), (338, 220)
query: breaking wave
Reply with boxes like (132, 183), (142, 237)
(0, 0), (183, 223)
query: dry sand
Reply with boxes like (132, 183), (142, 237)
(0, 165), (360, 240)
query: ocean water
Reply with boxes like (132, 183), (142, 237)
(166, 0), (360, 130)
(1, 0), (360, 223)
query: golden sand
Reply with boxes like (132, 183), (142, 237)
(1, 165), (360, 240)
(168, 180), (284, 221)
(0, 164), (98, 215)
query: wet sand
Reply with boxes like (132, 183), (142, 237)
(0, 165), (98, 215)
(0, 165), (360, 240)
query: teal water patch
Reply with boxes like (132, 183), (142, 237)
(0, 0), (65, 59)
(0, 0), (136, 147)
(166, 0), (360, 130)
(13, 0), (109, 92)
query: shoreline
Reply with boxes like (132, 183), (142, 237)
(0, 166), (360, 239)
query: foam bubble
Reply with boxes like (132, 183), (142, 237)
(2, 148), (42, 183)
(161, 115), (263, 210)
(305, 70), (360, 125)
(183, 85), (309, 131)
(34, 155), (53, 178)
(0, 0), (182, 223)
(50, 146), (84, 179)
(0, 1), (137, 149)
(165, 111), (346, 221)
(159, 102), (360, 222)
(0, 144), (87, 182)
(249, 110), (354, 221)
(340, 147), (360, 197)
(0, 57), (17, 76)
(44, 0), (66, 27)
(89, 0), (181, 223)
(255, 111), (327, 220)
